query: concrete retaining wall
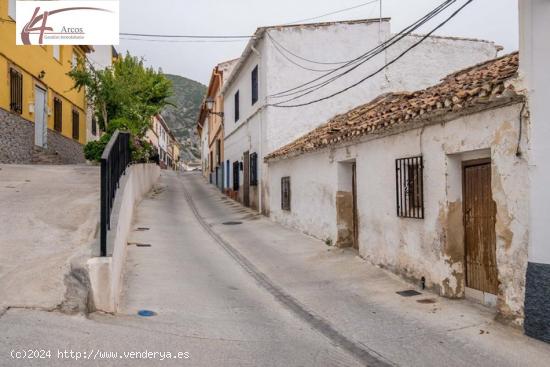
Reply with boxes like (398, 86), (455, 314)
(87, 164), (160, 313)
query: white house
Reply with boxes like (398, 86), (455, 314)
(85, 46), (117, 142)
(265, 53), (528, 327)
(222, 18), (500, 214)
(519, 0), (550, 343)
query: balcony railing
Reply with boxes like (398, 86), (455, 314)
(100, 130), (131, 256)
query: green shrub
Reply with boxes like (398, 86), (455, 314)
(83, 133), (112, 162)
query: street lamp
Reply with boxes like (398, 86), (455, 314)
(206, 96), (224, 119)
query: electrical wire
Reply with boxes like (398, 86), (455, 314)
(267, 34), (340, 72)
(120, 37), (248, 44)
(267, 32), (352, 66)
(268, 0), (456, 99)
(119, 32), (252, 39)
(285, 0), (380, 25)
(271, 0), (474, 108)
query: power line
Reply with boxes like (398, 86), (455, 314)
(119, 32), (252, 39)
(271, 0), (474, 108)
(120, 37), (247, 44)
(285, 0), (380, 25)
(268, 0), (456, 99)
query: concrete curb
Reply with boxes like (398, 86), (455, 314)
(87, 164), (160, 313)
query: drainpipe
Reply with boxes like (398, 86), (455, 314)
(252, 44), (263, 214)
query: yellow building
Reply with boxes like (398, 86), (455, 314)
(0, 1), (91, 163)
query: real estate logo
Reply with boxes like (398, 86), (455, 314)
(16, 1), (119, 45)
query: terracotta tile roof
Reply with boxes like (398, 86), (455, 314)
(265, 52), (521, 162)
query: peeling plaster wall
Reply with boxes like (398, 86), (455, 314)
(268, 103), (529, 324)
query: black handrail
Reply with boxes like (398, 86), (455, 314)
(100, 130), (131, 257)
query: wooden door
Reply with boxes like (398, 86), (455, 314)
(352, 163), (359, 250)
(463, 160), (498, 294)
(243, 151), (250, 207)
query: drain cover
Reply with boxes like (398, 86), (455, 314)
(128, 243), (152, 247)
(137, 310), (157, 317)
(222, 221), (242, 225)
(396, 290), (422, 297)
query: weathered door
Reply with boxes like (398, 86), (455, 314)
(243, 151), (250, 207)
(34, 86), (47, 147)
(352, 163), (359, 249)
(463, 160), (498, 295)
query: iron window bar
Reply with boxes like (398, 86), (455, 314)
(53, 97), (62, 132)
(9, 68), (23, 115)
(250, 152), (258, 186)
(281, 176), (291, 211)
(396, 156), (424, 219)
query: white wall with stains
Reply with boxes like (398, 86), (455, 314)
(268, 103), (529, 324)
(223, 20), (499, 214)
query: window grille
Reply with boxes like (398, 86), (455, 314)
(9, 68), (23, 114)
(53, 97), (62, 132)
(281, 176), (291, 211)
(396, 156), (424, 219)
(250, 152), (258, 186)
(72, 110), (80, 140)
(251, 66), (258, 105)
(233, 161), (240, 190)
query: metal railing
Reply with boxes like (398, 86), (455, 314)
(100, 130), (131, 256)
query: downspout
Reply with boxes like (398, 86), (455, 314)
(252, 45), (263, 214)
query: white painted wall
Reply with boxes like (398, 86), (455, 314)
(268, 103), (529, 324)
(520, 0), (550, 265)
(86, 46), (113, 142)
(223, 20), (499, 213)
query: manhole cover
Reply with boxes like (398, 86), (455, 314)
(222, 221), (242, 225)
(136, 227), (150, 231)
(137, 310), (157, 317)
(396, 290), (422, 297)
(417, 298), (437, 304)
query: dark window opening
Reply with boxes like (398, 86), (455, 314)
(91, 116), (97, 136)
(72, 110), (80, 140)
(251, 66), (258, 105)
(396, 156), (424, 219)
(281, 176), (291, 211)
(233, 161), (240, 191)
(9, 68), (23, 114)
(53, 97), (62, 132)
(250, 152), (258, 186)
(234, 90), (240, 122)
(216, 139), (221, 165)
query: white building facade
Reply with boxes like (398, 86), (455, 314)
(222, 19), (500, 214)
(266, 53), (529, 328)
(519, 0), (550, 343)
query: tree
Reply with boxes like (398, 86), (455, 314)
(69, 52), (173, 161)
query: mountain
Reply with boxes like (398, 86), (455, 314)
(161, 74), (207, 162)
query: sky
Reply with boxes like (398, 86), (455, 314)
(117, 0), (519, 85)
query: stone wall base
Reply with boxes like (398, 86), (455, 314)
(0, 107), (85, 164)
(524, 262), (550, 343)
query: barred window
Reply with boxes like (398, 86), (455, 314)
(281, 176), (291, 211)
(72, 110), (80, 140)
(396, 156), (424, 219)
(250, 152), (258, 186)
(9, 68), (23, 114)
(233, 161), (240, 191)
(53, 97), (62, 132)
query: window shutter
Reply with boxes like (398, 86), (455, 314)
(72, 110), (80, 140)
(234, 91), (240, 122)
(251, 66), (259, 105)
(54, 98), (62, 132)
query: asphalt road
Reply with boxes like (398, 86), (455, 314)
(1, 171), (549, 367)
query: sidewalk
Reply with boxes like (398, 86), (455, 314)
(182, 172), (550, 367)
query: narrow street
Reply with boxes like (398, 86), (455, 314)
(2, 171), (549, 366)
